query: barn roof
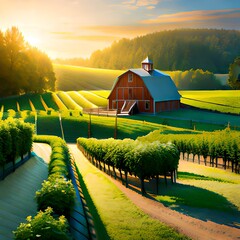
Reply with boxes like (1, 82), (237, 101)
(130, 69), (181, 102)
(108, 68), (181, 102)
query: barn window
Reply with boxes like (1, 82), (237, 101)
(128, 73), (133, 82)
(145, 101), (150, 110)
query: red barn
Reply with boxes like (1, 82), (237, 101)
(108, 57), (181, 114)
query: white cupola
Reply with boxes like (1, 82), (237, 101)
(141, 57), (153, 72)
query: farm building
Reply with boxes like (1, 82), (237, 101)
(108, 57), (181, 114)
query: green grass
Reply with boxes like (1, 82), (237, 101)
(74, 149), (188, 240)
(180, 90), (240, 114)
(152, 109), (240, 129)
(54, 64), (123, 91)
(155, 161), (240, 213)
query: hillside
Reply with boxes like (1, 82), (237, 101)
(54, 64), (225, 91)
(54, 64), (123, 91)
(86, 29), (240, 73)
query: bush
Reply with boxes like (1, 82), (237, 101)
(14, 207), (72, 240)
(36, 176), (75, 217)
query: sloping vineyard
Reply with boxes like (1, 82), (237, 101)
(138, 129), (240, 173)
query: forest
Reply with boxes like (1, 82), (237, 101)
(0, 27), (56, 98)
(55, 29), (240, 74)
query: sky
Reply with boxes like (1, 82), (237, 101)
(1, 0), (240, 59)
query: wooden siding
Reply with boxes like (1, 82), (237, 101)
(108, 71), (154, 113)
(155, 100), (180, 112)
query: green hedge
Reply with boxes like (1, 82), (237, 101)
(33, 135), (71, 178)
(0, 119), (33, 168)
(14, 135), (75, 239)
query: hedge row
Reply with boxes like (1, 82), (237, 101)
(77, 137), (180, 195)
(33, 135), (75, 216)
(14, 136), (75, 240)
(138, 129), (240, 173)
(0, 119), (33, 169)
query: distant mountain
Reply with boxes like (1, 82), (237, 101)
(87, 29), (240, 73)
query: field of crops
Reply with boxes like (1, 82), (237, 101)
(1, 89), (240, 137)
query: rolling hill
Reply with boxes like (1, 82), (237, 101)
(54, 64), (227, 91)
(54, 64), (123, 91)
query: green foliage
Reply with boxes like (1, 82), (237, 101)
(13, 207), (72, 240)
(167, 69), (222, 90)
(36, 176), (75, 217)
(85, 29), (240, 74)
(138, 129), (240, 171)
(33, 135), (71, 177)
(78, 137), (180, 194)
(0, 26), (56, 97)
(0, 119), (33, 166)
(228, 57), (240, 89)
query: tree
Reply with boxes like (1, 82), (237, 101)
(0, 26), (56, 97)
(228, 57), (240, 89)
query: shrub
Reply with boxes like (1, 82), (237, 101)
(36, 176), (75, 217)
(14, 207), (72, 240)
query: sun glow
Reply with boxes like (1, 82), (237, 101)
(25, 34), (41, 47)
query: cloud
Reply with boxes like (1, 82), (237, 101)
(122, 0), (159, 10)
(136, 0), (159, 7)
(142, 8), (240, 24)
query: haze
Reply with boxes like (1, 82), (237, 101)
(1, 0), (240, 59)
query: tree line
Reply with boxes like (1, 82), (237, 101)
(55, 29), (240, 74)
(0, 27), (56, 98)
(168, 69), (222, 90)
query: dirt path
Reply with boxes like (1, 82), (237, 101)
(68, 144), (240, 240)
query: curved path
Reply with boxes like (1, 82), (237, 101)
(68, 144), (240, 240)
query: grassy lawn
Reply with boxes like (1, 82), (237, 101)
(74, 148), (188, 240)
(154, 109), (240, 128)
(155, 161), (240, 214)
(180, 90), (240, 114)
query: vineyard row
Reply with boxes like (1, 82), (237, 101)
(138, 129), (240, 173)
(77, 137), (180, 195)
